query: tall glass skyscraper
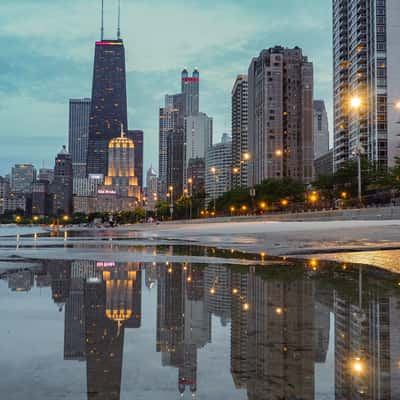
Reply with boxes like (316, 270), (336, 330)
(87, 40), (128, 176)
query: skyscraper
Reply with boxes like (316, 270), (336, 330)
(87, 39), (128, 176)
(332, 0), (400, 170)
(232, 75), (249, 188)
(313, 100), (330, 160)
(69, 98), (91, 178)
(181, 68), (200, 116)
(248, 46), (314, 185)
(159, 93), (185, 200)
(50, 146), (73, 216)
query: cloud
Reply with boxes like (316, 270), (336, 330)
(0, 0), (333, 176)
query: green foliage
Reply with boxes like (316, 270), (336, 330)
(215, 178), (307, 214)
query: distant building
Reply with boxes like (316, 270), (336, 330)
(182, 68), (200, 116)
(159, 93), (185, 200)
(232, 75), (249, 188)
(248, 46), (314, 185)
(313, 100), (330, 159)
(50, 146), (73, 216)
(73, 174), (103, 197)
(0, 176), (10, 199)
(126, 130), (144, 191)
(38, 168), (54, 183)
(69, 98), (91, 178)
(145, 166), (158, 208)
(184, 113), (213, 185)
(314, 150), (333, 177)
(4, 193), (27, 213)
(187, 157), (205, 196)
(32, 181), (50, 216)
(205, 134), (232, 207)
(11, 164), (36, 194)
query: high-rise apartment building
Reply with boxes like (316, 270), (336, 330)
(333, 0), (400, 170)
(69, 98), (91, 178)
(248, 46), (314, 185)
(232, 75), (249, 188)
(205, 134), (232, 207)
(313, 100), (330, 159)
(11, 164), (36, 193)
(87, 39), (128, 176)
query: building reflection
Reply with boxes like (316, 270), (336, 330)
(4, 257), (400, 399)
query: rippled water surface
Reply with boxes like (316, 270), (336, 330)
(1, 242), (400, 399)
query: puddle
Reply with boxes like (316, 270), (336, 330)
(1, 248), (400, 399)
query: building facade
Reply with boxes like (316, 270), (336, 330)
(333, 0), (400, 170)
(184, 112), (213, 185)
(159, 94), (184, 199)
(87, 39), (128, 176)
(11, 164), (36, 194)
(50, 146), (73, 216)
(127, 130), (144, 191)
(103, 127), (141, 201)
(69, 98), (91, 178)
(248, 46), (314, 185)
(232, 75), (249, 188)
(205, 134), (232, 207)
(313, 100), (330, 159)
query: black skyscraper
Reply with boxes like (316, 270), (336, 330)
(87, 39), (128, 176)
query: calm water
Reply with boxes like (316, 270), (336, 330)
(1, 250), (400, 399)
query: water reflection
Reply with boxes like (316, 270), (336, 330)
(2, 256), (400, 399)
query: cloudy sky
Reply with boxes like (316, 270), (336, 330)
(0, 0), (332, 178)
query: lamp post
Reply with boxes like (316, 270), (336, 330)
(350, 96), (363, 205)
(187, 178), (193, 219)
(168, 186), (174, 220)
(211, 167), (217, 213)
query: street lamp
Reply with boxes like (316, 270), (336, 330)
(350, 96), (364, 205)
(187, 178), (193, 219)
(168, 186), (174, 219)
(210, 167), (218, 213)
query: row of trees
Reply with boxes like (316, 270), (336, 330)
(206, 158), (400, 216)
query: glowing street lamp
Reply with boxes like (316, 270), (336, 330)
(275, 149), (283, 157)
(15, 215), (22, 224)
(243, 152), (251, 161)
(281, 199), (289, 207)
(259, 201), (267, 210)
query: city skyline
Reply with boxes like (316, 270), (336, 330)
(0, 0), (333, 178)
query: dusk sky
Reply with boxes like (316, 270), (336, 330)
(0, 0), (332, 178)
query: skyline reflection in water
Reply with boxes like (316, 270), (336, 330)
(1, 254), (400, 399)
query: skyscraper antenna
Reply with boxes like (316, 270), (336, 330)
(117, 0), (121, 39)
(101, 0), (104, 40)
